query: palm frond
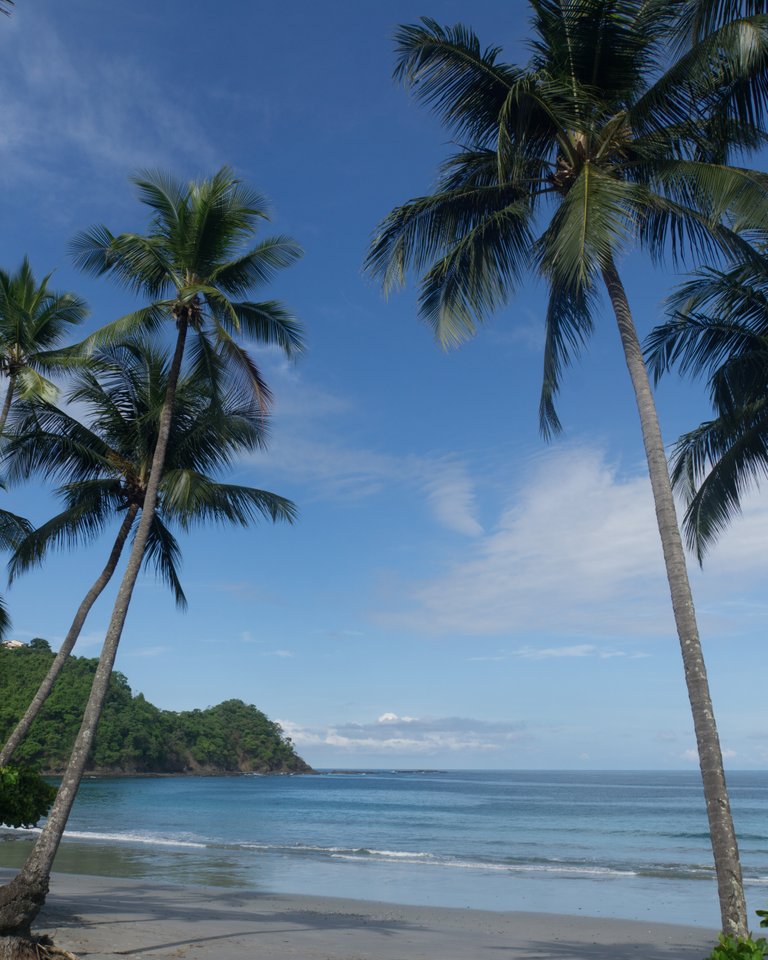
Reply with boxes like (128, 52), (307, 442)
(0, 508), (32, 553)
(631, 14), (768, 136)
(529, 0), (655, 102)
(210, 237), (303, 297)
(646, 259), (768, 380)
(160, 471), (297, 530)
(394, 18), (519, 144)
(671, 400), (768, 560)
(8, 484), (122, 581)
(211, 329), (273, 409)
(71, 304), (169, 356)
(143, 514), (187, 609)
(647, 0), (768, 48)
(539, 281), (596, 438)
(14, 367), (59, 404)
(367, 178), (532, 298)
(216, 300), (304, 358)
(538, 164), (634, 290)
(130, 169), (188, 233)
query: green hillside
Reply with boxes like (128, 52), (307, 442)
(0, 642), (311, 775)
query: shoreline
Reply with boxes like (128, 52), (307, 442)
(2, 868), (718, 960)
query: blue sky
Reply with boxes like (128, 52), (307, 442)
(1, 1), (766, 770)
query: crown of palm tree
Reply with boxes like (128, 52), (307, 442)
(366, 2), (768, 435)
(70, 167), (303, 406)
(0, 258), (88, 430)
(4, 341), (296, 607)
(647, 256), (768, 559)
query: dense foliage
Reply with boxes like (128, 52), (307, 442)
(0, 644), (310, 774)
(0, 765), (56, 828)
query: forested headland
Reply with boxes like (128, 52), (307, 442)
(0, 641), (311, 775)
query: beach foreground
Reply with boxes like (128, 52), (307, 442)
(1, 869), (716, 960)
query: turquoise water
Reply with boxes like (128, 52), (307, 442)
(2, 769), (767, 926)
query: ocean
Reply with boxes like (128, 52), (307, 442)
(1, 769), (767, 927)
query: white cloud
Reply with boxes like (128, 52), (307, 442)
(469, 644), (650, 661)
(375, 445), (768, 641)
(279, 714), (529, 755)
(424, 462), (483, 536)
(244, 362), (484, 535)
(0, 13), (217, 186)
(125, 645), (172, 658)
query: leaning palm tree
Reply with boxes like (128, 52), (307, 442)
(0, 168), (303, 947)
(0, 258), (88, 436)
(0, 341), (295, 768)
(366, 2), (768, 937)
(647, 257), (768, 561)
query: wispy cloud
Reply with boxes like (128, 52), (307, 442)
(374, 445), (768, 642)
(468, 644), (650, 661)
(0, 12), (218, 188)
(424, 463), (483, 536)
(245, 361), (485, 535)
(125, 645), (172, 658)
(279, 712), (529, 755)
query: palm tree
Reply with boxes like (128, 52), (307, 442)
(0, 168), (303, 945)
(0, 258), (89, 437)
(365, 2), (768, 937)
(646, 257), (768, 561)
(0, 341), (296, 768)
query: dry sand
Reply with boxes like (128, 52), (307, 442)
(1, 870), (718, 960)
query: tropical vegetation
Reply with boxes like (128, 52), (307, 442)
(646, 256), (768, 561)
(365, 0), (768, 938)
(2, 1), (768, 956)
(0, 167), (303, 944)
(0, 258), (88, 437)
(0, 341), (296, 768)
(0, 642), (310, 781)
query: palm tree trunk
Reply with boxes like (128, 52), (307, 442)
(601, 260), (747, 938)
(0, 373), (17, 439)
(0, 504), (139, 767)
(0, 320), (189, 941)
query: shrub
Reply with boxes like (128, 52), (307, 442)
(0, 764), (57, 828)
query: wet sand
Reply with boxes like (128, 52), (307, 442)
(1, 869), (717, 960)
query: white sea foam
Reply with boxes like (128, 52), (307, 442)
(64, 829), (206, 849)
(330, 851), (637, 877)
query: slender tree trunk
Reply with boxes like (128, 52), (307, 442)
(0, 320), (189, 942)
(602, 260), (747, 938)
(0, 373), (17, 439)
(0, 504), (139, 767)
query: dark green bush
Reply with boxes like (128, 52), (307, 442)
(0, 764), (56, 828)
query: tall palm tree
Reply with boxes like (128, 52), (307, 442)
(0, 259), (88, 436)
(0, 341), (296, 768)
(646, 257), (768, 560)
(365, 1), (768, 936)
(0, 169), (303, 944)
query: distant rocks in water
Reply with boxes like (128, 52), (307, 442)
(0, 643), (312, 775)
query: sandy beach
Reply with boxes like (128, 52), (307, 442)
(1, 869), (717, 960)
